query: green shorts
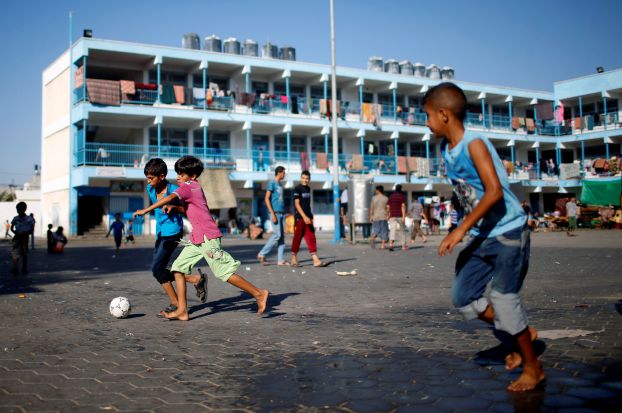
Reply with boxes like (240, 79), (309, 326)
(568, 216), (577, 229)
(171, 236), (240, 282)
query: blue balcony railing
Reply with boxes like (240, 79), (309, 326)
(491, 114), (511, 130)
(75, 142), (450, 179)
(465, 112), (485, 127)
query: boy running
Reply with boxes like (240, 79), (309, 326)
(134, 155), (268, 320)
(143, 158), (207, 317)
(423, 82), (543, 392)
(106, 213), (125, 254)
(10, 202), (35, 275)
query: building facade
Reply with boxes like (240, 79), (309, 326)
(40, 37), (622, 236)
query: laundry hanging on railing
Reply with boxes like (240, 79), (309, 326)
(75, 66), (84, 88)
(173, 85), (185, 104)
(119, 80), (136, 101)
(86, 79), (121, 106)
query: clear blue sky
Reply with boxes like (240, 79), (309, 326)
(1, 0), (620, 185)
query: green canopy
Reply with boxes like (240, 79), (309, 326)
(580, 178), (621, 206)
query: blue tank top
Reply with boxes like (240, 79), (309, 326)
(442, 130), (525, 238)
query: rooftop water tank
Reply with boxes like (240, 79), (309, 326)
(243, 39), (259, 57)
(399, 60), (414, 76)
(262, 42), (278, 59)
(279, 46), (296, 61)
(426, 64), (441, 79)
(223, 37), (241, 54)
(384, 59), (400, 74)
(182, 33), (200, 50)
(413, 62), (426, 78)
(204, 35), (222, 52)
(368, 56), (383, 72)
(441, 66), (455, 80)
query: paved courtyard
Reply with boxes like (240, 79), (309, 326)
(0, 229), (621, 412)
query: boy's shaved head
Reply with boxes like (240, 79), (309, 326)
(422, 82), (467, 121)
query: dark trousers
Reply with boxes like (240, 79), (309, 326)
(152, 232), (183, 284)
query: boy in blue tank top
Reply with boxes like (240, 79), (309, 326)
(423, 83), (544, 392)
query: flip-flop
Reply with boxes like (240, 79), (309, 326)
(194, 268), (208, 303)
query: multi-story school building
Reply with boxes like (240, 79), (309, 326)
(41, 35), (622, 236)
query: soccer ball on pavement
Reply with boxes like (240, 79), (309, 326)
(109, 297), (131, 318)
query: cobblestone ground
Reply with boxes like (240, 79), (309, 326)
(0, 229), (621, 413)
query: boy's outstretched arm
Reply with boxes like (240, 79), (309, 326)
(439, 139), (503, 256)
(134, 193), (178, 218)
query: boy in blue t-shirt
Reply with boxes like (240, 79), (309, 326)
(106, 213), (125, 254)
(143, 158), (207, 317)
(423, 82), (543, 392)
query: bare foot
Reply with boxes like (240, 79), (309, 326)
(290, 257), (298, 267)
(507, 362), (545, 392)
(505, 326), (538, 371)
(165, 309), (189, 321)
(256, 289), (269, 315)
(257, 255), (268, 266)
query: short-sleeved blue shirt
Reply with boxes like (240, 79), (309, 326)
(110, 221), (124, 238)
(147, 181), (184, 237)
(442, 130), (525, 238)
(267, 179), (285, 213)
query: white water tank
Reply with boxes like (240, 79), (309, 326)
(384, 59), (400, 74)
(413, 62), (426, 78)
(368, 56), (383, 72)
(441, 66), (455, 80)
(182, 33), (200, 50)
(262, 43), (278, 58)
(426, 64), (441, 79)
(399, 60), (414, 76)
(204, 35), (222, 52)
(243, 39), (258, 57)
(279, 46), (296, 61)
(223, 37), (241, 54)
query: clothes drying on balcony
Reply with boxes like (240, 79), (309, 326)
(316, 152), (328, 170)
(86, 79), (120, 106)
(407, 157), (429, 177)
(173, 85), (185, 104)
(75, 65), (84, 88)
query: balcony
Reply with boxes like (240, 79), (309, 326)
(74, 142), (448, 179)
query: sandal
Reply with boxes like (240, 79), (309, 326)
(257, 255), (268, 266)
(157, 304), (177, 318)
(194, 268), (208, 303)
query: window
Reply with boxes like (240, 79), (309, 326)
(362, 92), (373, 103)
(191, 74), (231, 90)
(252, 82), (269, 95)
(409, 142), (426, 157)
(149, 70), (187, 85)
(312, 190), (334, 214)
(274, 82), (306, 98)
(310, 86), (341, 100)
(274, 135), (306, 153)
(311, 136), (342, 153)
(192, 130), (231, 150)
(377, 94), (404, 105)
(252, 135), (269, 151)
(149, 128), (187, 147)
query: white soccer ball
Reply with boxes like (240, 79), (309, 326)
(109, 297), (131, 319)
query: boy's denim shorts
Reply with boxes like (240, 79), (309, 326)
(452, 224), (530, 335)
(171, 236), (240, 282)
